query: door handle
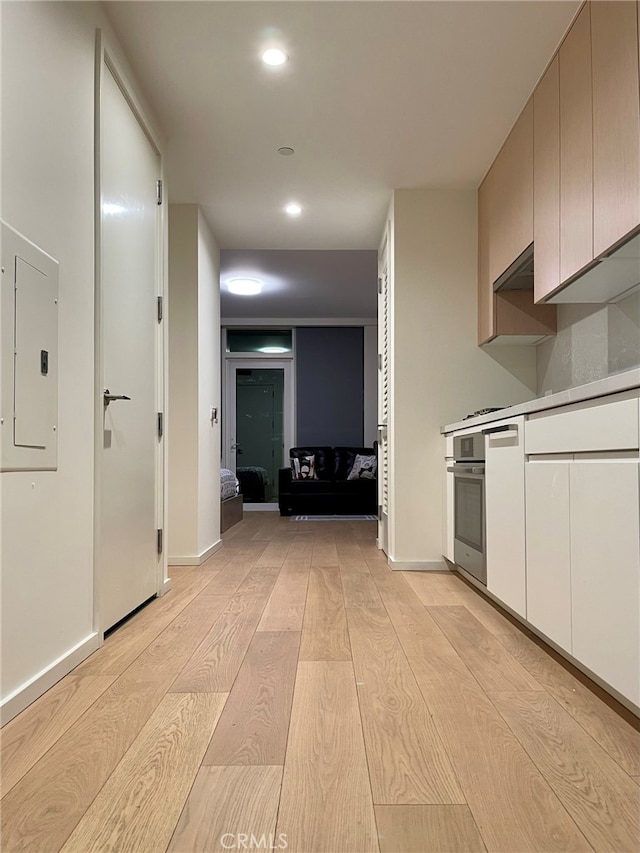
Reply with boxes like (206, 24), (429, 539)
(103, 389), (131, 407)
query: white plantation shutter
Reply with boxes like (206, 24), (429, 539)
(380, 268), (390, 513)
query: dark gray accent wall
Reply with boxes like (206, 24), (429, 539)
(296, 327), (364, 447)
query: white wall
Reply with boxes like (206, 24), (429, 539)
(0, 1), (161, 719)
(167, 205), (221, 564)
(168, 205), (199, 558)
(196, 210), (221, 556)
(389, 188), (537, 566)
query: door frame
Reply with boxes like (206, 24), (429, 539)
(223, 358), (295, 496)
(93, 30), (168, 641)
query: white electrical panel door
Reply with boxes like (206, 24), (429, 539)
(1, 221), (58, 471)
(14, 258), (57, 448)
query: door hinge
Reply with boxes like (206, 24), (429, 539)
(377, 353), (382, 370)
(157, 412), (164, 439)
(156, 179), (163, 205)
(377, 277), (383, 294)
(377, 505), (382, 522)
(157, 296), (163, 322)
(157, 528), (163, 555)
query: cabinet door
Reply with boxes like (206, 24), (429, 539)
(489, 100), (534, 287)
(485, 418), (526, 616)
(591, 1), (640, 257)
(534, 57), (561, 302)
(525, 459), (572, 652)
(559, 3), (593, 283)
(570, 458), (640, 706)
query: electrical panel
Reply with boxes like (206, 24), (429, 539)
(1, 221), (59, 471)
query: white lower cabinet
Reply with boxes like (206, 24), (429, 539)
(570, 458), (640, 707)
(526, 451), (640, 707)
(525, 458), (572, 652)
(485, 417), (526, 617)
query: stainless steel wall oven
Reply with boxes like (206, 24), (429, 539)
(448, 432), (486, 584)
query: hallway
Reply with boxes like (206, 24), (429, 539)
(1, 512), (639, 852)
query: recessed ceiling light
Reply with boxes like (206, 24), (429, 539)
(285, 202), (302, 217)
(278, 147), (295, 156)
(259, 346), (288, 354)
(227, 278), (262, 296)
(262, 48), (287, 66)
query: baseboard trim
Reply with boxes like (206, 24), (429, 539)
(159, 577), (172, 596)
(243, 503), (278, 512)
(169, 539), (223, 567)
(388, 558), (449, 571)
(1, 632), (100, 726)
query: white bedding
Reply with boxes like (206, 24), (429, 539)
(220, 468), (240, 502)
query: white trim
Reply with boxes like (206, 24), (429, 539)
(243, 503), (279, 512)
(169, 538), (223, 567)
(388, 558), (449, 571)
(0, 633), (100, 725)
(159, 577), (172, 596)
(222, 317), (377, 327)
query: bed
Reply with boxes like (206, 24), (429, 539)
(220, 468), (243, 533)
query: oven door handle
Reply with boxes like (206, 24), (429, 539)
(447, 466), (485, 475)
(482, 424), (518, 435)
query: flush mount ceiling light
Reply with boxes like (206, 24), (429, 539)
(278, 147), (295, 156)
(262, 48), (287, 66)
(285, 202), (302, 217)
(227, 278), (262, 296)
(259, 346), (288, 354)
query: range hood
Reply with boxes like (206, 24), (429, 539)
(493, 244), (534, 293)
(546, 232), (640, 304)
(493, 232), (640, 304)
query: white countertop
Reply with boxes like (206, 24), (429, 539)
(441, 367), (640, 434)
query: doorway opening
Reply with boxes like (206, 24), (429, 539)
(224, 356), (294, 510)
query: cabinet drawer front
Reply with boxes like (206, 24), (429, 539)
(526, 395), (639, 454)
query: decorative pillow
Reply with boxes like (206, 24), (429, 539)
(347, 454), (377, 480)
(290, 455), (317, 480)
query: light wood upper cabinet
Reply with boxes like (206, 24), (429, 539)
(478, 155), (556, 345)
(591, 1), (640, 258)
(559, 3), (593, 285)
(477, 100), (556, 344)
(489, 100), (534, 287)
(533, 56), (561, 302)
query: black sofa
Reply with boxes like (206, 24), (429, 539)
(278, 446), (377, 516)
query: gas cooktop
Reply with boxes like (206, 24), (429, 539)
(462, 406), (506, 420)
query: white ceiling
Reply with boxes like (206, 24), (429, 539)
(104, 0), (580, 315)
(219, 249), (378, 318)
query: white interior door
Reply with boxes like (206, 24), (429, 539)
(99, 60), (161, 631)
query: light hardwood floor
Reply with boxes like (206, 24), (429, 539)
(2, 512), (639, 852)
